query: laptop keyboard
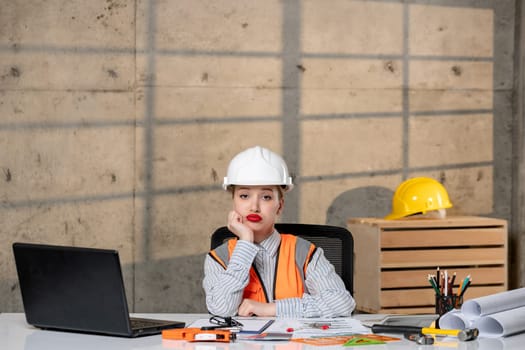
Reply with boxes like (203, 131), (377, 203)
(130, 318), (164, 329)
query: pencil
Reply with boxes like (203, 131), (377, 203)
(431, 275), (438, 290)
(450, 272), (456, 289)
(428, 275), (440, 296)
(462, 275), (471, 293)
(457, 278), (464, 298)
(436, 267), (441, 292)
(459, 279), (472, 297)
(444, 270), (448, 296)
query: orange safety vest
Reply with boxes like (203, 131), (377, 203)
(208, 234), (317, 302)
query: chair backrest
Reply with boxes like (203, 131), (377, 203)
(210, 223), (354, 295)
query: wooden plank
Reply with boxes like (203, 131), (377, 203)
(349, 216), (507, 229)
(381, 247), (506, 268)
(380, 228), (505, 248)
(380, 286), (505, 308)
(356, 305), (382, 314)
(381, 266), (506, 288)
(350, 222), (382, 312)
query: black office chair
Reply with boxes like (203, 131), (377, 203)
(210, 223), (354, 295)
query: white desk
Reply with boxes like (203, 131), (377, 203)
(2, 313), (525, 350)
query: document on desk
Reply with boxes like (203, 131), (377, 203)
(266, 318), (370, 338)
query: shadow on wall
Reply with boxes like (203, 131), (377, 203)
(143, 202), (393, 313)
(125, 253), (208, 313)
(326, 186), (394, 227)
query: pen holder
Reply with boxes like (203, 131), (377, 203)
(435, 294), (463, 316)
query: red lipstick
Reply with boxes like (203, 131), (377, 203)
(246, 214), (262, 222)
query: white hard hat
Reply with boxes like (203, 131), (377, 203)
(223, 146), (294, 192)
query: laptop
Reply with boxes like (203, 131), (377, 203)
(12, 242), (185, 337)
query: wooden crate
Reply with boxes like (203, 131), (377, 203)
(348, 216), (508, 314)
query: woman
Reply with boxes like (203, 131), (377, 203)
(203, 146), (355, 318)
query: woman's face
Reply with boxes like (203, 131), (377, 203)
(232, 185), (283, 241)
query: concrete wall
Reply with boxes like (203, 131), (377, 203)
(0, 0), (518, 312)
(513, 0), (525, 289)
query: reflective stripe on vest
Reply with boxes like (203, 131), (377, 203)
(208, 234), (316, 302)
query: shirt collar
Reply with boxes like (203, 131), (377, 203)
(256, 229), (280, 257)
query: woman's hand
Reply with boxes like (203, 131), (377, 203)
(238, 299), (276, 317)
(227, 211), (254, 242)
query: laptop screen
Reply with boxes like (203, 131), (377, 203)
(13, 243), (135, 336)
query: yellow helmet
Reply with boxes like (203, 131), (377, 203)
(385, 177), (452, 220)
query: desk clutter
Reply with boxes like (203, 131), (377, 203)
(4, 312), (525, 350)
(162, 317), (401, 346)
(160, 314), (518, 346)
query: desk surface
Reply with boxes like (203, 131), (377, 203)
(2, 313), (524, 350)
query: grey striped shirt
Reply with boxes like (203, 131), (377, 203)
(203, 230), (356, 317)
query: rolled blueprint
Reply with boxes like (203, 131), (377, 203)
(462, 288), (525, 318)
(472, 306), (525, 338)
(438, 309), (473, 330)
(439, 288), (525, 338)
